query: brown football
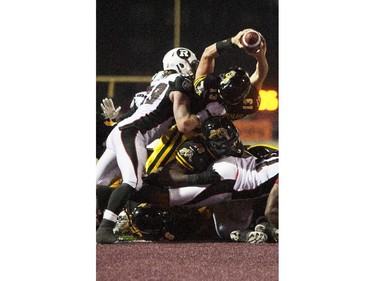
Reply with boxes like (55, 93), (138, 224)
(241, 30), (262, 53)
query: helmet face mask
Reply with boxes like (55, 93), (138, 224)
(218, 66), (251, 105)
(162, 48), (199, 78)
(202, 116), (244, 157)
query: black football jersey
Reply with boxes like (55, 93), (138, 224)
(224, 86), (261, 120)
(194, 74), (261, 121)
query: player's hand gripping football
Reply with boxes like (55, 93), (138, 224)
(101, 98), (121, 120)
(231, 28), (267, 58)
(231, 29), (252, 48)
(245, 34), (267, 59)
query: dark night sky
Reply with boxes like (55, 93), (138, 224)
(96, 0), (278, 92)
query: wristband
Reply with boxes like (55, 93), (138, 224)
(196, 109), (211, 124)
(216, 38), (237, 55)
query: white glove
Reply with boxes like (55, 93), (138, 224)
(100, 98), (121, 120)
(196, 102), (226, 123)
(205, 102), (226, 116)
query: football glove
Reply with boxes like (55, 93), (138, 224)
(205, 102), (226, 116)
(187, 170), (221, 185)
(101, 98), (121, 120)
(196, 102), (226, 123)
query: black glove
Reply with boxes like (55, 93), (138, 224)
(142, 172), (161, 186)
(187, 170), (221, 185)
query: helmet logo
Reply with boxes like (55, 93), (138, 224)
(209, 127), (230, 140)
(220, 70), (236, 86)
(179, 147), (194, 162)
(177, 49), (191, 59)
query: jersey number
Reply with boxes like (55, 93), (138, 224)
(143, 83), (168, 105)
(243, 98), (254, 110)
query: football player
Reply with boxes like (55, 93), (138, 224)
(96, 47), (227, 244)
(144, 28), (268, 174)
(194, 28), (268, 119)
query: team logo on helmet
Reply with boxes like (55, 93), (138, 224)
(179, 147), (194, 162)
(218, 66), (251, 105)
(208, 127), (231, 141)
(176, 49), (191, 59)
(220, 70), (236, 86)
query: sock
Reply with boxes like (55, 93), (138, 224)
(106, 183), (135, 215)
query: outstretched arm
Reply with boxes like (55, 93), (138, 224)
(145, 161), (221, 188)
(195, 30), (247, 79)
(245, 33), (269, 91)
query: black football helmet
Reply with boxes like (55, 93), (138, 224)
(131, 204), (205, 241)
(201, 116), (243, 157)
(132, 204), (172, 237)
(218, 66), (251, 105)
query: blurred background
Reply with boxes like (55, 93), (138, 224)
(96, 0), (279, 154)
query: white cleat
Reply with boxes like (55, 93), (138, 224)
(247, 231), (268, 243)
(113, 210), (131, 235)
(230, 230), (268, 243)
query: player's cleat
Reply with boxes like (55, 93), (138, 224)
(96, 227), (118, 244)
(247, 231), (268, 243)
(113, 210), (131, 235)
(230, 229), (248, 242)
(230, 230), (268, 243)
(255, 222), (278, 243)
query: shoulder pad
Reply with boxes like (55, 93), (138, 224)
(169, 75), (194, 94)
(194, 74), (220, 103)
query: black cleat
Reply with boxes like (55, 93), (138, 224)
(96, 227), (118, 244)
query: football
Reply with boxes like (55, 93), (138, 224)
(241, 30), (262, 53)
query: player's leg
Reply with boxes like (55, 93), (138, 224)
(96, 148), (121, 187)
(96, 128), (144, 243)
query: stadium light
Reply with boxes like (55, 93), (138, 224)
(259, 90), (278, 111)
